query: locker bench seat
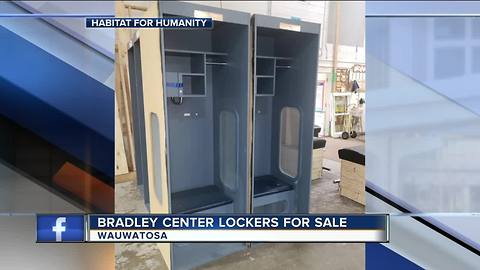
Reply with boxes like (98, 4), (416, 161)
(338, 145), (365, 165)
(172, 185), (233, 214)
(313, 137), (326, 149)
(313, 125), (321, 137)
(254, 175), (293, 198)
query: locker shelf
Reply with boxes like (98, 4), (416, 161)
(256, 55), (292, 60)
(206, 54), (228, 66)
(255, 56), (292, 96)
(256, 76), (275, 96)
(206, 62), (228, 66)
(165, 48), (228, 56)
(179, 73), (206, 96)
(165, 51), (205, 74)
(256, 57), (275, 76)
(164, 49), (229, 97)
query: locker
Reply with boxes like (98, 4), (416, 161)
(160, 2), (250, 269)
(251, 15), (320, 214)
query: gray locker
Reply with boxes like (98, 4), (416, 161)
(251, 14), (320, 214)
(159, 2), (251, 269)
(129, 3), (321, 268)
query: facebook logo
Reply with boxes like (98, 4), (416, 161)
(37, 215), (85, 242)
(52, 217), (66, 241)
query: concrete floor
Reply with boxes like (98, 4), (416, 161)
(197, 242), (363, 270)
(116, 155), (365, 270)
(115, 179), (168, 270)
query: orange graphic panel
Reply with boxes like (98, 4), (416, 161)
(53, 162), (114, 212)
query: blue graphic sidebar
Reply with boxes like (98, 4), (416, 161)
(366, 243), (422, 270)
(37, 215), (85, 243)
(0, 25), (114, 180)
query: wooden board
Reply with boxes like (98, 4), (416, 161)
(115, 1), (136, 172)
(116, 60), (136, 172)
(115, 171), (136, 183)
(340, 185), (365, 205)
(340, 159), (365, 180)
(115, 99), (129, 176)
(339, 159), (365, 205)
(311, 148), (324, 179)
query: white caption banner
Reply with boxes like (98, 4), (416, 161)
(89, 229), (387, 242)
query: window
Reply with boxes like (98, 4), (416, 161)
(434, 17), (465, 40)
(472, 47), (480, 73)
(279, 107), (300, 178)
(434, 47), (465, 79)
